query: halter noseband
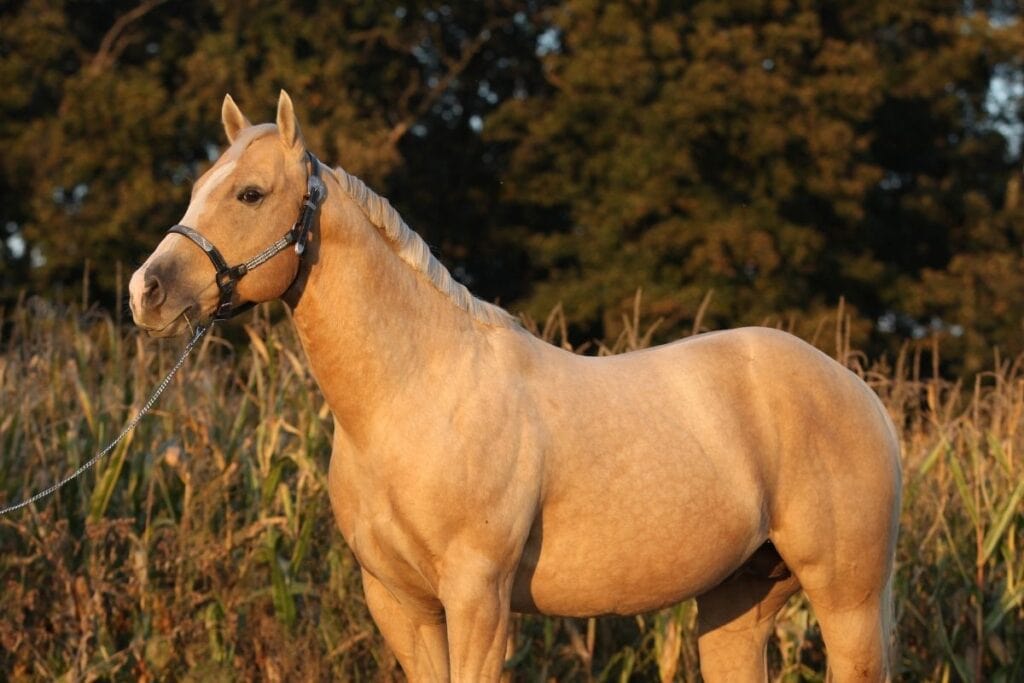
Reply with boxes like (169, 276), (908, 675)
(167, 151), (325, 321)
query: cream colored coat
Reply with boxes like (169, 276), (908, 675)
(130, 92), (901, 682)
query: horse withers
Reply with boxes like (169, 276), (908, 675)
(129, 91), (901, 682)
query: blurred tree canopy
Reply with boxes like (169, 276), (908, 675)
(1, 0), (1022, 372)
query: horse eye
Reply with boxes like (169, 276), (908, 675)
(238, 187), (264, 204)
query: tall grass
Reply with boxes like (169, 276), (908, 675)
(0, 295), (1021, 681)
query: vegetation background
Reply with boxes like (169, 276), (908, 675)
(1, 0), (1022, 680)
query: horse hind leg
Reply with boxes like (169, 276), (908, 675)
(696, 542), (801, 682)
(796, 562), (895, 683)
(772, 489), (899, 682)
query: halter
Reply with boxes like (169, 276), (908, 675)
(168, 150), (326, 321)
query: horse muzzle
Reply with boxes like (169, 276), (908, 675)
(128, 257), (205, 337)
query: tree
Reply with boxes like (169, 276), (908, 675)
(2, 0), (1023, 371)
(488, 0), (1023, 369)
(0, 0), (550, 311)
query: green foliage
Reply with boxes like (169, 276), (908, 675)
(0, 0), (549, 311)
(488, 0), (1024, 371)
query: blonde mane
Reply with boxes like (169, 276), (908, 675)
(328, 165), (519, 329)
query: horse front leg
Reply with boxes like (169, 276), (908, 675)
(439, 557), (513, 682)
(362, 570), (450, 682)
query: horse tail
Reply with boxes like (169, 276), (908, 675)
(881, 561), (897, 678)
(881, 427), (902, 679)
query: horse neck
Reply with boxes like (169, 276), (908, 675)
(285, 174), (491, 444)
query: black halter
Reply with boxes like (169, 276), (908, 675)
(168, 151), (325, 321)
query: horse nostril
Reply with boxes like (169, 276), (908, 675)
(142, 270), (166, 308)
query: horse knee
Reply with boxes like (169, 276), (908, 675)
(441, 587), (511, 683)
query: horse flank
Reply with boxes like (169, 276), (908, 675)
(328, 164), (520, 329)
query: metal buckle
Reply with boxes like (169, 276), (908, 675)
(215, 300), (234, 320)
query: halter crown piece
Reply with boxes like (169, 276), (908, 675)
(168, 151), (325, 321)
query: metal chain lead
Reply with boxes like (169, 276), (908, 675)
(0, 323), (210, 516)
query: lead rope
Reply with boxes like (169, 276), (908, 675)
(0, 323), (210, 516)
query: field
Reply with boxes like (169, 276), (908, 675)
(0, 296), (1021, 682)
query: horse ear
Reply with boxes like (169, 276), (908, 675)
(221, 94), (251, 143)
(276, 89), (305, 152)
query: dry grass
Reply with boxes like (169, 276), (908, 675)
(1, 294), (1021, 681)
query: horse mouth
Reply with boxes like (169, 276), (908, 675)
(138, 305), (198, 338)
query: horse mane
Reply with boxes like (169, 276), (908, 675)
(327, 164), (519, 329)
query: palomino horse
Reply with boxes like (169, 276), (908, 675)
(130, 91), (901, 682)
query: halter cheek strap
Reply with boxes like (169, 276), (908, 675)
(168, 151), (325, 321)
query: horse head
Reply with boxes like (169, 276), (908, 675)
(129, 91), (316, 336)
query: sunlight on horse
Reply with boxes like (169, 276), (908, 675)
(129, 91), (901, 682)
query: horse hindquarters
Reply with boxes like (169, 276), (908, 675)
(696, 464), (898, 683)
(690, 331), (900, 682)
(784, 453), (899, 679)
(764, 386), (900, 681)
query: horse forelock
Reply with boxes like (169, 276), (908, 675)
(215, 124), (277, 165)
(326, 165), (520, 329)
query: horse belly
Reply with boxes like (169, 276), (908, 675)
(511, 478), (766, 617)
